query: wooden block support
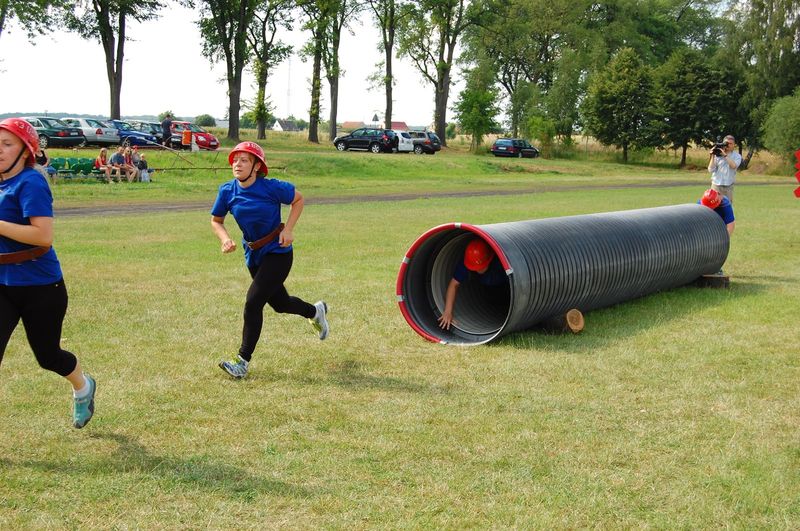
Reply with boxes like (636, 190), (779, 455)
(693, 274), (730, 289)
(541, 308), (585, 334)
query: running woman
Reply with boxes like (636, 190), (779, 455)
(211, 141), (329, 379)
(0, 118), (96, 428)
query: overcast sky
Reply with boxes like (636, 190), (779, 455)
(0, 4), (457, 127)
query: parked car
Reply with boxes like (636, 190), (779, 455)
(408, 130), (442, 155)
(129, 120), (165, 143)
(170, 121), (220, 150)
(61, 117), (120, 147)
(391, 130), (414, 153)
(21, 116), (86, 149)
(333, 128), (397, 153)
(107, 119), (159, 147)
(490, 138), (540, 158)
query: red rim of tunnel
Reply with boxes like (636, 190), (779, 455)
(395, 223), (511, 343)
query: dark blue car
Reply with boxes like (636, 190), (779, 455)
(108, 119), (159, 147)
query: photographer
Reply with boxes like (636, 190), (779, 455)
(707, 134), (742, 204)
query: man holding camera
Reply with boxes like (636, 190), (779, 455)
(707, 134), (742, 204)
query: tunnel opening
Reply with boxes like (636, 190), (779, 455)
(397, 224), (512, 345)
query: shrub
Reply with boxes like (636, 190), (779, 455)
(195, 114), (216, 127)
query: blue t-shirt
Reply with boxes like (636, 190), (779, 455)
(211, 177), (296, 267)
(110, 152), (125, 165)
(453, 257), (506, 286)
(698, 196), (734, 225)
(0, 167), (62, 286)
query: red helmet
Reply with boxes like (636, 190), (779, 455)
(229, 141), (268, 176)
(0, 117), (39, 162)
(701, 188), (721, 209)
(464, 239), (494, 272)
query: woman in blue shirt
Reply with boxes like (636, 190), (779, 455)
(0, 118), (96, 428)
(211, 141), (329, 379)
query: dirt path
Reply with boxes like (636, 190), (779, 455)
(56, 180), (769, 217)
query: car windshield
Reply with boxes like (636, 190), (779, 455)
(188, 124), (204, 133)
(429, 134), (440, 142)
(495, 139), (513, 146)
(115, 122), (133, 131)
(86, 119), (105, 128)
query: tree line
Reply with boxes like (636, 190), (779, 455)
(2, 0), (798, 161)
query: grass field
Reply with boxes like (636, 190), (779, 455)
(1, 145), (799, 527)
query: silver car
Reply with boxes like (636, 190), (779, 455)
(61, 117), (120, 147)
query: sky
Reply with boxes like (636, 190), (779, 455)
(0, 4), (456, 127)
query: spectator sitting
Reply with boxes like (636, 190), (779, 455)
(34, 148), (57, 181)
(131, 146), (151, 182)
(94, 147), (120, 183)
(123, 147), (140, 182)
(110, 146), (136, 182)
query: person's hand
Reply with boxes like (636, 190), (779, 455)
(221, 238), (236, 253)
(279, 228), (294, 247)
(438, 310), (454, 330)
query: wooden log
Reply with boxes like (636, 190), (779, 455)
(693, 274), (730, 289)
(540, 308), (584, 334)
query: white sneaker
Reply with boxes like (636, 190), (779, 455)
(309, 301), (329, 340)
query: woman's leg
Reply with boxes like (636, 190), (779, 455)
(0, 286), (23, 367)
(18, 281), (78, 378)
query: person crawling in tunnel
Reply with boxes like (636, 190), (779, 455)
(438, 238), (508, 331)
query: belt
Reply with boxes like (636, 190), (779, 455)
(0, 246), (51, 265)
(246, 223), (285, 251)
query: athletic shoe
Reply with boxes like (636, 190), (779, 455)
(219, 356), (249, 379)
(310, 301), (329, 340)
(73, 374), (96, 429)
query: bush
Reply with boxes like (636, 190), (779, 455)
(195, 114), (216, 127)
(762, 89), (800, 162)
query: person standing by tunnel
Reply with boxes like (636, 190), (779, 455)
(210, 141), (329, 379)
(0, 118), (96, 429)
(438, 239), (508, 331)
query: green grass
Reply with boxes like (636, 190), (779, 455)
(1, 160), (798, 527)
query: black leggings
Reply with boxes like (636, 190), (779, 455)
(239, 251), (316, 360)
(0, 280), (78, 377)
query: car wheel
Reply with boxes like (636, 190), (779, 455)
(370, 143), (382, 154)
(121, 137), (131, 148)
(413, 145), (424, 155)
(38, 135), (49, 149)
(336, 141), (347, 151)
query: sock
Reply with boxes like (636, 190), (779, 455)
(73, 374), (91, 398)
(237, 356), (249, 367)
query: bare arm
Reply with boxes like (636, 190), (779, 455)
(727, 221), (735, 236)
(279, 191), (304, 247)
(437, 278), (461, 330)
(0, 216), (53, 247)
(211, 215), (236, 253)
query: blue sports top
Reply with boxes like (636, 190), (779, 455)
(453, 257), (507, 286)
(0, 167), (62, 286)
(211, 177), (296, 267)
(697, 196), (734, 225)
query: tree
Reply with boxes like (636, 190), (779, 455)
(322, 0), (360, 141)
(397, 0), (484, 146)
(582, 48), (654, 162)
(762, 88), (800, 163)
(0, 0), (65, 44)
(651, 48), (719, 166)
(187, 0), (259, 142)
(367, 0), (410, 129)
(297, 0), (337, 143)
(453, 65), (499, 152)
(247, 0), (293, 140)
(63, 0), (163, 119)
(195, 114), (217, 127)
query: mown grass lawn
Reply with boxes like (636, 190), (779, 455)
(1, 164), (798, 527)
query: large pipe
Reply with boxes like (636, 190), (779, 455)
(396, 204), (729, 346)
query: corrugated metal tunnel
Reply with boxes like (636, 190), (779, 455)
(396, 204), (729, 346)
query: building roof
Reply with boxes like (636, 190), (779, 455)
(389, 121), (409, 131)
(341, 121), (365, 130)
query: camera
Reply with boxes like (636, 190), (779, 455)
(711, 142), (726, 157)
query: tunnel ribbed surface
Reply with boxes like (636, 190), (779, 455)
(396, 204), (729, 345)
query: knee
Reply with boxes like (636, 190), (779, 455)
(35, 349), (76, 376)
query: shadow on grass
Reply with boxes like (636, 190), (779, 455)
(498, 280), (767, 352)
(17, 432), (310, 500)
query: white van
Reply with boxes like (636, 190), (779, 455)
(391, 130), (414, 153)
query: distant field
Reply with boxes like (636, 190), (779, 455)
(1, 167), (798, 527)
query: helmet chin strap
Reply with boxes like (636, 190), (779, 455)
(235, 162), (259, 182)
(0, 146), (27, 181)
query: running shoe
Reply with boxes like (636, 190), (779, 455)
(310, 301), (329, 340)
(219, 356), (249, 379)
(73, 374), (96, 429)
